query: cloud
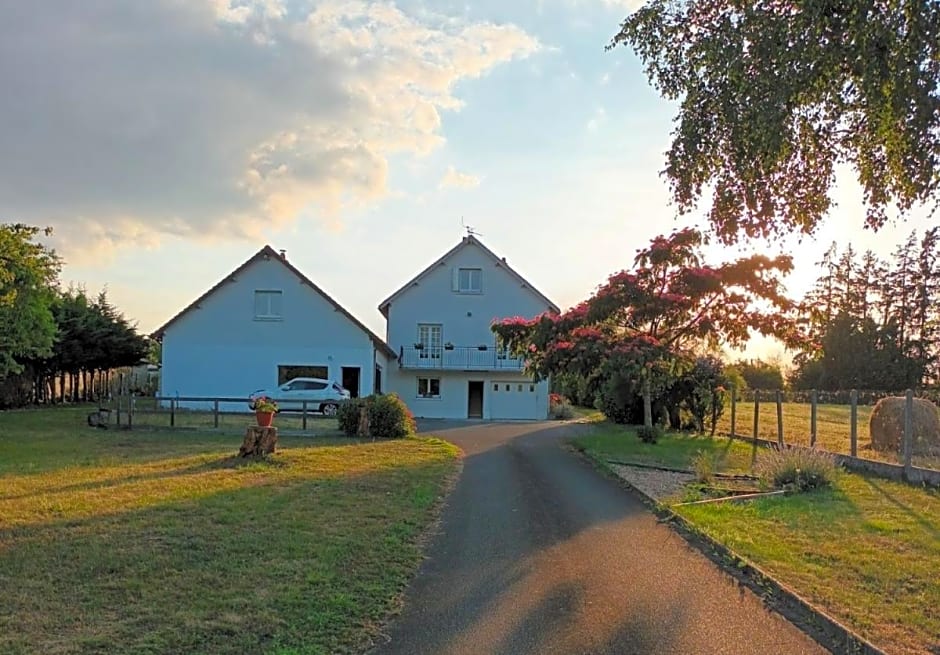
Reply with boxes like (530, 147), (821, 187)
(0, 1), (538, 258)
(439, 166), (481, 189)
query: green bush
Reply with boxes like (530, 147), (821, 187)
(757, 446), (838, 492)
(550, 401), (575, 420)
(337, 398), (367, 437)
(636, 425), (662, 443)
(336, 395), (416, 438)
(366, 393), (416, 439)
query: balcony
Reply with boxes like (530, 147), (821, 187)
(398, 345), (526, 371)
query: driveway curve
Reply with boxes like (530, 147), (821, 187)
(371, 421), (827, 655)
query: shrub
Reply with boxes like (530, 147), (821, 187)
(691, 450), (715, 483)
(637, 425), (662, 443)
(337, 398), (367, 437)
(550, 402), (575, 420)
(366, 393), (416, 439)
(757, 446), (837, 492)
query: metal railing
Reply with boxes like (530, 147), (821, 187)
(398, 345), (525, 371)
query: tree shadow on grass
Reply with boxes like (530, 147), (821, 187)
(0, 457), (456, 655)
(861, 478), (940, 540)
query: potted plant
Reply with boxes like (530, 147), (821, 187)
(413, 342), (425, 350)
(249, 396), (278, 427)
(477, 344), (488, 351)
(444, 342), (455, 350)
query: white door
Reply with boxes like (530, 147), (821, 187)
(488, 381), (542, 420)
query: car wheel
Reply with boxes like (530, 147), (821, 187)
(322, 403), (338, 417)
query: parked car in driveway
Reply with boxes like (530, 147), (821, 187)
(250, 377), (351, 416)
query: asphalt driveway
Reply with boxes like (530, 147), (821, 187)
(370, 420), (827, 655)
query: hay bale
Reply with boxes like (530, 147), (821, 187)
(869, 396), (940, 454)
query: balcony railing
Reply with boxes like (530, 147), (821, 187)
(398, 345), (526, 371)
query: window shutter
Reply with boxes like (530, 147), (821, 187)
(452, 267), (459, 292)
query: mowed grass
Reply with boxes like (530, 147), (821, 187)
(574, 422), (760, 473)
(714, 400), (940, 469)
(575, 423), (940, 655)
(0, 407), (460, 655)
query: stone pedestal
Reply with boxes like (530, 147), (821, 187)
(239, 426), (278, 457)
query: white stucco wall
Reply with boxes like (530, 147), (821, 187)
(388, 370), (550, 420)
(383, 239), (556, 420)
(160, 254), (380, 409)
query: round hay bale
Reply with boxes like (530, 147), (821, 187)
(868, 396), (940, 454)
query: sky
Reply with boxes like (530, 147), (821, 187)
(1, 0), (935, 363)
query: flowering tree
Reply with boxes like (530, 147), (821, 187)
(493, 228), (799, 427)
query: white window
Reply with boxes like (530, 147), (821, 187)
(417, 323), (442, 358)
(254, 290), (283, 320)
(417, 377), (441, 398)
(456, 267), (483, 294)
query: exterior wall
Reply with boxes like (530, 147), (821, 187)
(160, 255), (378, 409)
(385, 242), (555, 351)
(388, 369), (550, 420)
(383, 240), (555, 420)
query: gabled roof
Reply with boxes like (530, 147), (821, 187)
(378, 235), (560, 317)
(152, 245), (396, 359)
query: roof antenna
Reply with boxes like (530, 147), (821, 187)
(460, 216), (482, 238)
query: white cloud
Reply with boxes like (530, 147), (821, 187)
(0, 1), (538, 257)
(439, 166), (481, 189)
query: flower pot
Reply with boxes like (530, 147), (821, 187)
(255, 410), (275, 428)
(444, 344), (455, 351)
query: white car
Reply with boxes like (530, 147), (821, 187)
(250, 377), (351, 416)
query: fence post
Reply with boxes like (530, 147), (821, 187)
(776, 390), (784, 446)
(810, 389), (818, 447)
(213, 400), (219, 429)
(116, 373), (124, 427)
(903, 389), (914, 476)
(730, 387), (737, 438)
(752, 390), (760, 443)
(170, 398), (176, 428)
(302, 400), (308, 431)
(850, 389), (858, 457)
(128, 395), (134, 430)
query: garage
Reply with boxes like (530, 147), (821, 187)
(488, 380), (544, 420)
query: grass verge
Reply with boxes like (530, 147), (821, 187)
(0, 407), (460, 655)
(574, 422), (940, 655)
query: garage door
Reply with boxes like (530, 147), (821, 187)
(488, 381), (543, 420)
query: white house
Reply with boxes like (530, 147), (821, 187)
(152, 246), (395, 409)
(380, 235), (559, 420)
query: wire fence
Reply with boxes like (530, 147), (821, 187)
(715, 389), (940, 476)
(98, 395), (340, 436)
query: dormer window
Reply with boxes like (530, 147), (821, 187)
(455, 267), (483, 294)
(254, 290), (283, 320)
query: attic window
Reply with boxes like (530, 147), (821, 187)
(254, 290), (283, 320)
(455, 267), (483, 294)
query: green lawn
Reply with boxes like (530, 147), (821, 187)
(575, 423), (940, 655)
(715, 400), (940, 469)
(575, 422), (760, 473)
(0, 406), (460, 655)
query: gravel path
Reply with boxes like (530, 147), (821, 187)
(609, 463), (695, 501)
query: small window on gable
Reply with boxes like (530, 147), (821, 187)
(518, 384), (523, 392)
(254, 290), (283, 320)
(504, 384), (510, 392)
(529, 385), (535, 392)
(454, 267), (483, 294)
(493, 383), (499, 392)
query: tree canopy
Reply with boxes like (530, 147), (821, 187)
(611, 0), (940, 242)
(493, 228), (798, 426)
(0, 224), (59, 377)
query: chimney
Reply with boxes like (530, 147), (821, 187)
(279, 249), (287, 259)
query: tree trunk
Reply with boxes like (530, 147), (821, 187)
(60, 373), (65, 404)
(642, 376), (653, 429)
(239, 426), (278, 457)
